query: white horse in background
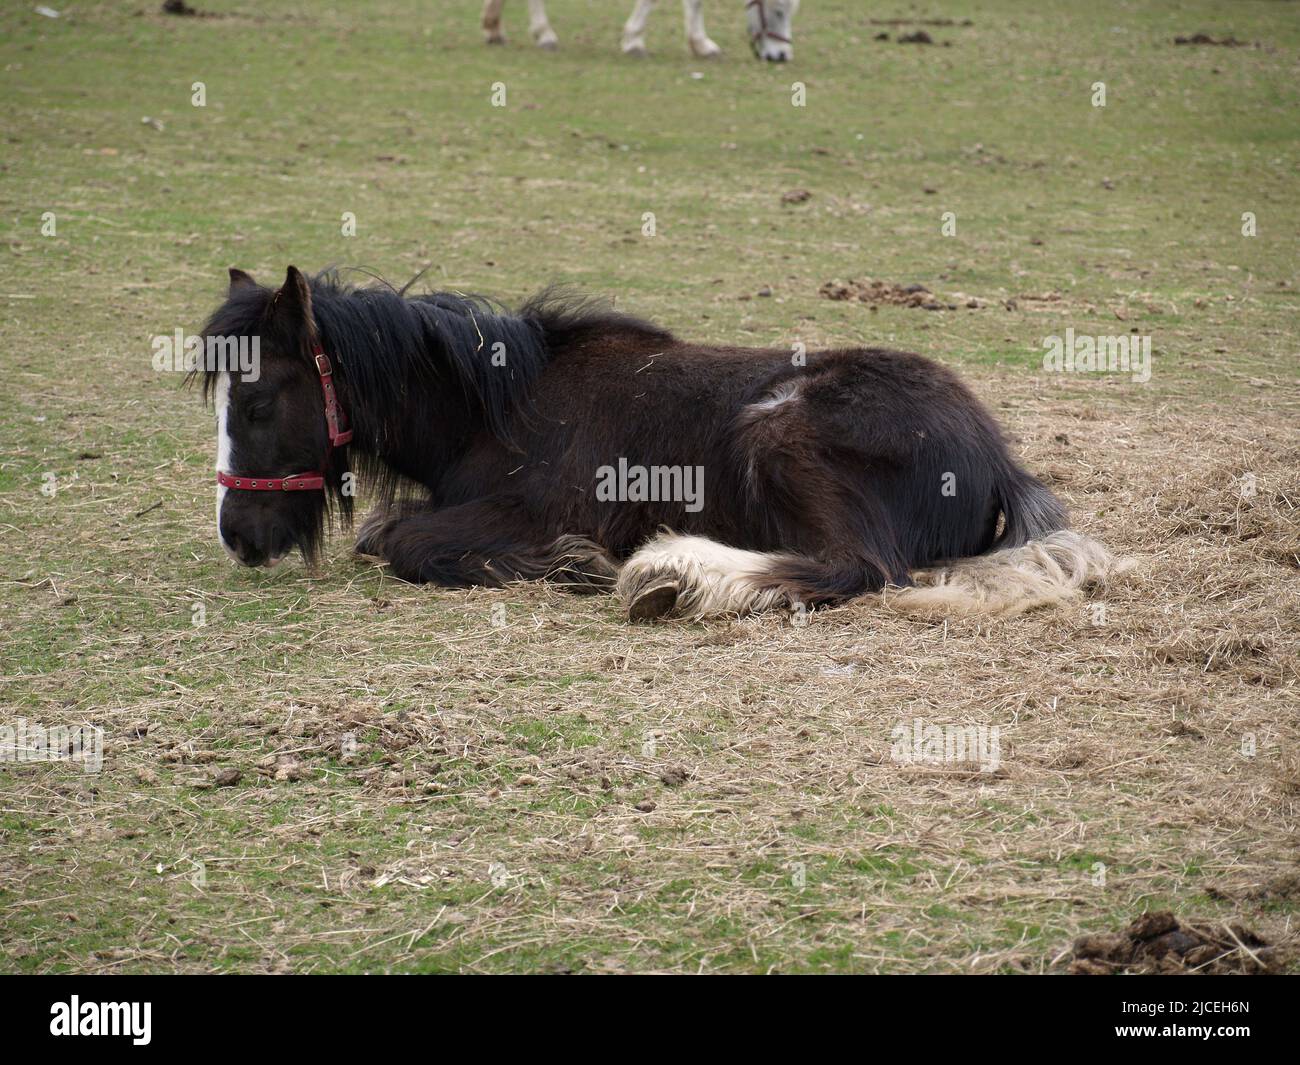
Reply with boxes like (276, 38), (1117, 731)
(481, 0), (800, 61)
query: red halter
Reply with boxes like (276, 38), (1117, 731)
(747, 1), (792, 50)
(216, 345), (353, 493)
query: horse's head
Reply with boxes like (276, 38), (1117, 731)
(747, 0), (799, 62)
(201, 266), (352, 569)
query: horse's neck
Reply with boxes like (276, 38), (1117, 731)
(337, 299), (531, 489)
(342, 361), (466, 494)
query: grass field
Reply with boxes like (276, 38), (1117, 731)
(1, 0), (1297, 973)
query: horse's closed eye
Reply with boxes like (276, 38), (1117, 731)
(244, 402), (274, 422)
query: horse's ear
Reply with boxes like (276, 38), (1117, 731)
(228, 267), (257, 294)
(270, 265), (314, 333)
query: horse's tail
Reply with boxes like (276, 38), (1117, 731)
(885, 468), (1131, 618)
(994, 464), (1068, 549)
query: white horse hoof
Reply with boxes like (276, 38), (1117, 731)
(622, 38), (648, 57)
(690, 37), (722, 58)
(535, 30), (559, 50)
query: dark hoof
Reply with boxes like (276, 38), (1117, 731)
(627, 579), (680, 622)
(353, 509), (393, 559)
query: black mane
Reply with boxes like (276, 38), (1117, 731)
(311, 273), (551, 449)
(201, 271), (671, 435)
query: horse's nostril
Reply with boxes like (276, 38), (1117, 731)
(225, 530), (265, 567)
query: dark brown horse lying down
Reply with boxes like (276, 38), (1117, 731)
(200, 267), (1125, 620)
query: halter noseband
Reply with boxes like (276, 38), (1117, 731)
(746, 1), (792, 50)
(216, 344), (352, 493)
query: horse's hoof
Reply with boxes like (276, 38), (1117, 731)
(622, 42), (648, 58)
(354, 507), (394, 558)
(535, 32), (559, 50)
(690, 39), (722, 59)
(627, 579), (680, 621)
(485, 33), (506, 46)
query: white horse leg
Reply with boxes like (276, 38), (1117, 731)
(622, 0), (657, 56)
(482, 0), (507, 44)
(683, 0), (720, 58)
(527, 0), (559, 49)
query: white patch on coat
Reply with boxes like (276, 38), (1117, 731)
(735, 378), (804, 488)
(744, 378), (802, 416)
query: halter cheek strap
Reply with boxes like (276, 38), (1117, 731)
(747, 1), (792, 49)
(216, 343), (352, 493)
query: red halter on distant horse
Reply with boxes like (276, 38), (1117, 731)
(215, 345), (351, 493)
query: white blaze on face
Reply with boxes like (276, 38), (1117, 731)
(214, 372), (239, 560)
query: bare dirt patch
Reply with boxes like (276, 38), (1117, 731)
(1173, 34), (1257, 48)
(819, 278), (982, 311)
(868, 18), (974, 27)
